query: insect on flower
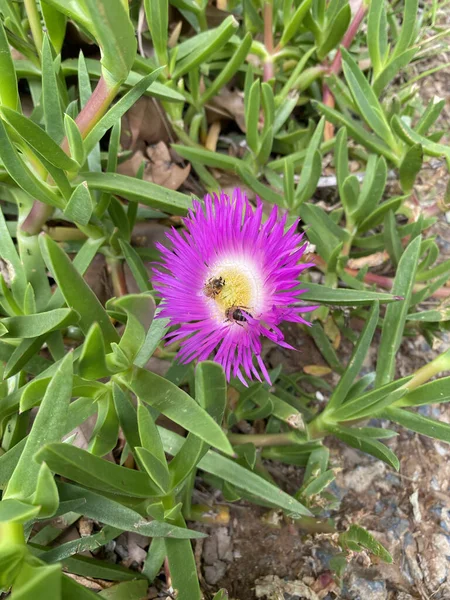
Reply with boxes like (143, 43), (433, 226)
(153, 189), (316, 385)
(204, 276), (226, 299)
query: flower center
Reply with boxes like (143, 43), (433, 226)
(204, 256), (264, 322)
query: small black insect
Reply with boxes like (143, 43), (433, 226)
(225, 306), (252, 324)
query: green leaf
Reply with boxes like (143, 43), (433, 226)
(301, 469), (336, 498)
(12, 562), (61, 600)
(64, 181), (93, 225)
(165, 535), (202, 600)
(384, 210), (403, 267)
(356, 195), (403, 234)
(1, 308), (78, 338)
(41, 1), (67, 53)
(134, 310), (170, 367)
(0, 499), (40, 523)
(39, 234), (119, 346)
(58, 481), (204, 539)
(42, 35), (64, 143)
(0, 397), (96, 489)
(353, 155), (387, 222)
(341, 48), (395, 147)
(0, 20), (19, 110)
(119, 240), (151, 292)
(0, 119), (63, 208)
(392, 114), (450, 162)
(372, 48), (417, 96)
(64, 114), (85, 166)
(89, 394), (119, 457)
(99, 580), (149, 600)
(367, 0), (387, 76)
(301, 282), (398, 305)
(295, 117), (325, 205)
(160, 427), (312, 516)
(392, 0), (418, 59)
(384, 407), (450, 443)
(237, 165), (285, 206)
(416, 97), (446, 135)
(36, 442), (160, 497)
(42, 525), (122, 563)
(123, 367), (233, 456)
(393, 377), (450, 408)
(78, 323), (110, 380)
(173, 16), (239, 79)
(4, 352), (73, 500)
(0, 209), (27, 304)
(329, 377), (412, 422)
(375, 236), (422, 386)
(312, 100), (397, 164)
(399, 143), (423, 192)
(82, 0), (136, 84)
(80, 172), (192, 215)
(327, 302), (379, 411)
(310, 322), (343, 374)
(168, 361), (227, 489)
(83, 69), (164, 156)
(136, 446), (170, 492)
(330, 425), (400, 470)
(61, 575), (99, 600)
(200, 33), (252, 105)
(144, 0), (168, 66)
(340, 524), (393, 562)
(30, 462), (59, 518)
(280, 0), (313, 47)
(318, 3), (351, 60)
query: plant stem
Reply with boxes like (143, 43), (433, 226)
(23, 77), (119, 235)
(24, 0), (43, 56)
(106, 257), (128, 297)
(61, 77), (119, 153)
(404, 348), (450, 391)
(21, 202), (54, 236)
(263, 2), (274, 81)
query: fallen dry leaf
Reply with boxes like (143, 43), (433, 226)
(207, 88), (246, 132)
(121, 97), (171, 150)
(146, 142), (191, 189)
(117, 142), (190, 190)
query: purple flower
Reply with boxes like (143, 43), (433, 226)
(153, 189), (315, 385)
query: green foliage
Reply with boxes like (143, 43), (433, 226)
(0, 0), (449, 596)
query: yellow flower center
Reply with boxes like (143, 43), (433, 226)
(204, 256), (264, 322)
(214, 266), (253, 313)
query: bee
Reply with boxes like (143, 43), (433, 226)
(225, 306), (252, 324)
(204, 276), (225, 298)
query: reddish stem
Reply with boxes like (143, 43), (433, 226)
(329, 3), (367, 76)
(61, 77), (118, 153)
(23, 77), (119, 234)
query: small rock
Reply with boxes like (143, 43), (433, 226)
(216, 527), (233, 562)
(343, 462), (385, 493)
(204, 561), (227, 585)
(344, 573), (387, 600)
